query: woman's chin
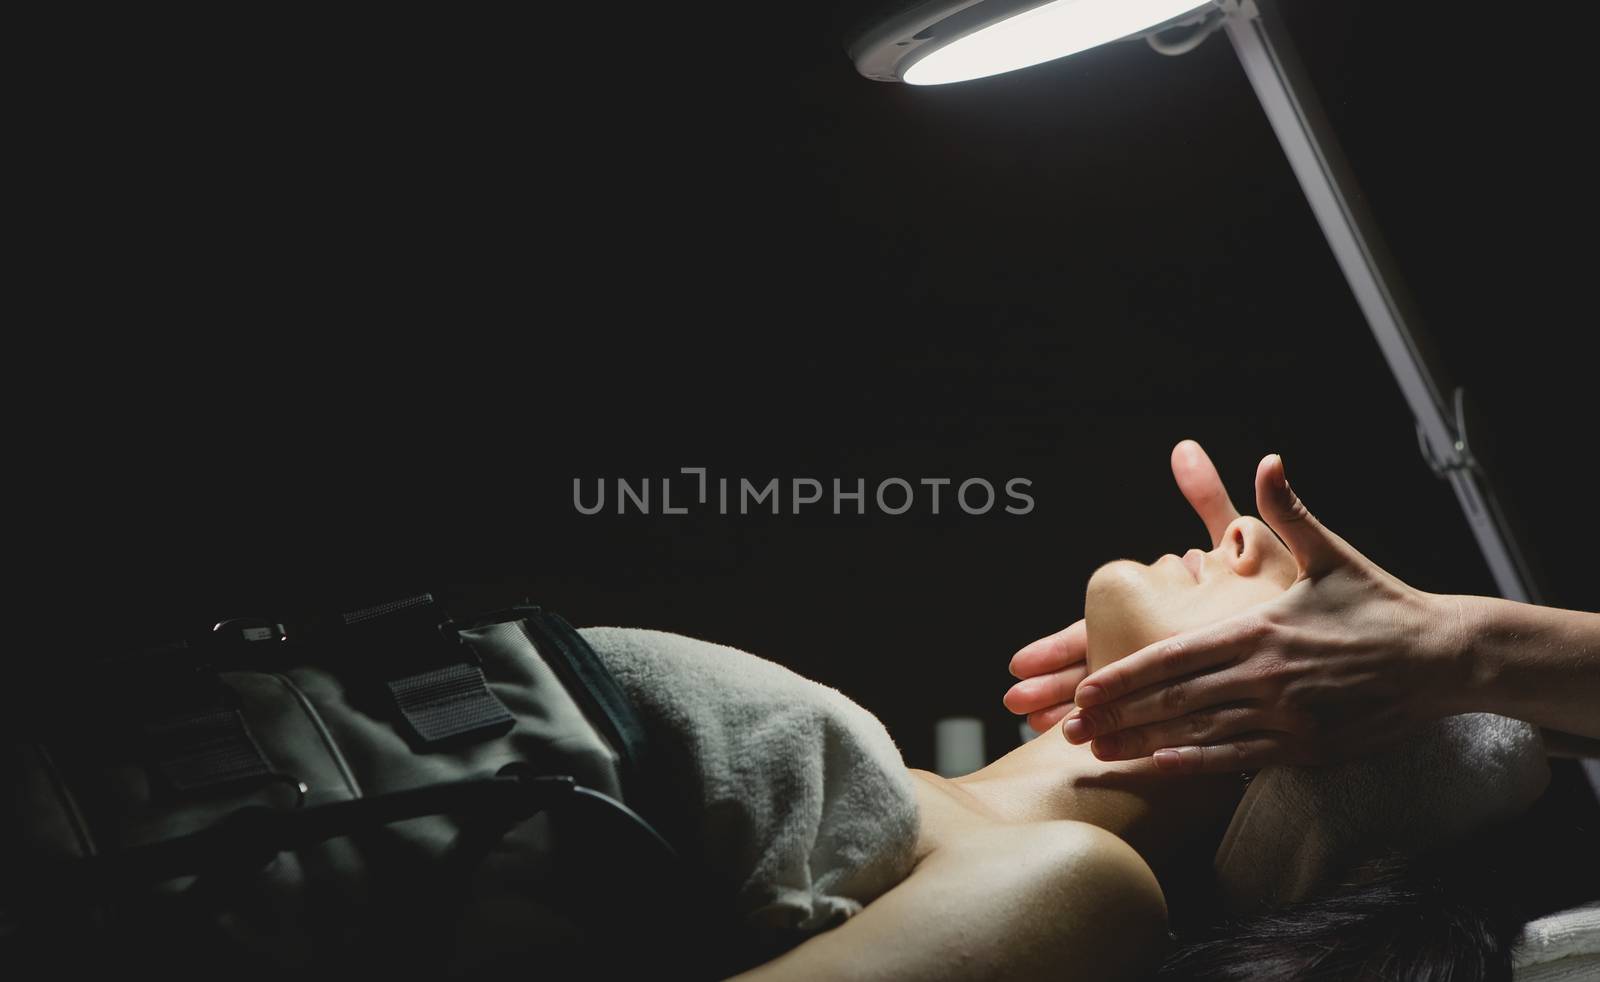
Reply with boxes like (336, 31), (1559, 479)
(1084, 562), (1167, 672)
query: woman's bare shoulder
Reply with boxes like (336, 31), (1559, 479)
(928, 813), (1168, 922)
(909, 770), (1169, 971)
(737, 783), (1169, 981)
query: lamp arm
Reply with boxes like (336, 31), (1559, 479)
(1218, 0), (1542, 604)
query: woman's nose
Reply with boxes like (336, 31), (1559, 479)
(1215, 516), (1268, 573)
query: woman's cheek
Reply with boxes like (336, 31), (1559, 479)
(1184, 578), (1284, 628)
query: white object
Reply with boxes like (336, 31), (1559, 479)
(935, 716), (986, 777)
(906, 0), (1210, 85)
(1514, 954), (1600, 982)
(1514, 900), (1600, 981)
(578, 627), (920, 937)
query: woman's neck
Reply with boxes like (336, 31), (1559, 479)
(947, 728), (1244, 872)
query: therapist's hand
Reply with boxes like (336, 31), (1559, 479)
(1067, 453), (1460, 772)
(1005, 439), (1244, 732)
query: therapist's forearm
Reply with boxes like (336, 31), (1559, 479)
(1441, 594), (1600, 740)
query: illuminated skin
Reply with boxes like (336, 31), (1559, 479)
(736, 508), (1295, 981)
(1005, 439), (1247, 733)
(1016, 446), (1600, 771)
(1082, 516), (1297, 677)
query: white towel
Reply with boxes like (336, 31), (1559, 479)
(1514, 901), (1600, 980)
(1215, 713), (1549, 913)
(578, 627), (920, 939)
(1513, 953), (1600, 982)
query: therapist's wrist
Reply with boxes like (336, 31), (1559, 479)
(1421, 592), (1499, 718)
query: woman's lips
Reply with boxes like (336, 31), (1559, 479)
(1181, 549), (1204, 583)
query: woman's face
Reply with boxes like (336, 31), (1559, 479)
(1084, 516), (1298, 673)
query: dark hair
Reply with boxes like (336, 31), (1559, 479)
(1159, 761), (1600, 982)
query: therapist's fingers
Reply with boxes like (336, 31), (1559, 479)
(1005, 663), (1089, 716)
(1150, 735), (1290, 774)
(1254, 453), (1354, 580)
(1084, 704), (1262, 762)
(1027, 703), (1075, 734)
(1062, 669), (1259, 743)
(1171, 439), (1241, 548)
(1008, 620), (1087, 679)
(1074, 612), (1261, 709)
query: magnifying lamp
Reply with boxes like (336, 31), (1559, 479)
(849, 0), (1541, 606)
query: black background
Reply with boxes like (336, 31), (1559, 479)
(29, 1), (1595, 768)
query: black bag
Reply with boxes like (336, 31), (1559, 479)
(2, 595), (715, 978)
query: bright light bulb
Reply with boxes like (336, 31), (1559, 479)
(903, 0), (1213, 85)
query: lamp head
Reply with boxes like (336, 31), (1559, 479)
(849, 0), (1219, 86)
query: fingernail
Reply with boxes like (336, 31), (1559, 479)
(1064, 716), (1092, 743)
(1093, 734), (1120, 757)
(1076, 684), (1104, 707)
(1154, 749), (1181, 770)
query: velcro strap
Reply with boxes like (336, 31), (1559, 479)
(343, 593), (436, 627)
(143, 707), (273, 794)
(385, 662), (515, 749)
(322, 593), (518, 751)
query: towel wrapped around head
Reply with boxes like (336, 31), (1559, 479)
(1215, 713), (1549, 913)
(578, 626), (920, 942)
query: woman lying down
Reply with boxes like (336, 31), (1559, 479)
(576, 514), (1564, 980)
